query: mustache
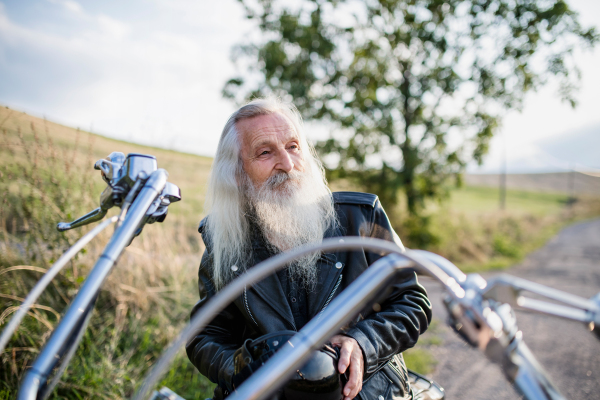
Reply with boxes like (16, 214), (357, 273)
(264, 170), (303, 189)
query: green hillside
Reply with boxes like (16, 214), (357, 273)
(0, 106), (213, 220)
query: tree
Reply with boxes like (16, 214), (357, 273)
(224, 0), (596, 218)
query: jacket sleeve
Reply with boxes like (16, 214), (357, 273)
(185, 250), (244, 392)
(343, 200), (433, 375)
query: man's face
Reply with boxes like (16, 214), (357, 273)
(238, 113), (305, 188)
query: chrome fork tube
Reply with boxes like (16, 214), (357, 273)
(18, 169), (168, 400)
(512, 341), (566, 400)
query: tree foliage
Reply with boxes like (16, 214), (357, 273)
(225, 0), (596, 216)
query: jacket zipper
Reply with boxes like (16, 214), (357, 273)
(387, 356), (410, 393)
(243, 286), (259, 327)
(316, 274), (343, 321)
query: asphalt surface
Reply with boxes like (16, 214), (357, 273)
(420, 218), (600, 400)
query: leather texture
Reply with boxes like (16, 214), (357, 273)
(186, 191), (432, 400)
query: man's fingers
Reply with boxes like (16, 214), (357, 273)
(330, 335), (364, 399)
(344, 362), (361, 398)
(344, 352), (363, 399)
(337, 341), (353, 373)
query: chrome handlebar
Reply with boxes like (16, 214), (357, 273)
(137, 239), (599, 400)
(414, 249), (598, 399)
(483, 275), (600, 334)
(413, 252), (598, 400)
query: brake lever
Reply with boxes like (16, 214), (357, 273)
(58, 152), (127, 231)
(482, 275), (600, 340)
(57, 207), (108, 232)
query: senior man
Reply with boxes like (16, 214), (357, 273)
(186, 98), (432, 400)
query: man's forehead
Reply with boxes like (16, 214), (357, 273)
(238, 113), (299, 146)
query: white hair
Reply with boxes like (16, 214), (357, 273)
(203, 98), (336, 290)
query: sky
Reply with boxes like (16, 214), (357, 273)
(0, 0), (599, 174)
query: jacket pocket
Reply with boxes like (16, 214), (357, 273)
(358, 369), (392, 400)
(382, 354), (410, 399)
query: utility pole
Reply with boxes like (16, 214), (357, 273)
(499, 132), (507, 211)
(568, 163), (576, 205)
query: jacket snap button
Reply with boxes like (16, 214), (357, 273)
(335, 262), (343, 269)
(291, 297), (297, 303)
(378, 396), (384, 400)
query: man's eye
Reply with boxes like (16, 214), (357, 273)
(260, 151), (269, 155)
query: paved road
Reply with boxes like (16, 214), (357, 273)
(420, 219), (600, 399)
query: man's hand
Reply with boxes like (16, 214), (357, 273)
(330, 335), (364, 400)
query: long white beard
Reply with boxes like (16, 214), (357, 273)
(245, 169), (336, 289)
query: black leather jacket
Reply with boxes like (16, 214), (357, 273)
(186, 191), (432, 400)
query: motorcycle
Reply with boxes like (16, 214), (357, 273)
(2, 151), (598, 400)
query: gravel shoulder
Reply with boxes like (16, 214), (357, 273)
(420, 218), (600, 400)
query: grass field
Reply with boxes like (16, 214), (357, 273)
(465, 171), (600, 196)
(1, 106), (599, 397)
(448, 185), (571, 215)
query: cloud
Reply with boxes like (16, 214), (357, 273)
(47, 0), (83, 14)
(0, 0), (251, 156)
(97, 14), (131, 39)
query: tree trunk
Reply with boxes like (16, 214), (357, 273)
(400, 65), (418, 215)
(401, 143), (418, 215)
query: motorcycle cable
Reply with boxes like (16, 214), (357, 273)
(0, 216), (118, 355)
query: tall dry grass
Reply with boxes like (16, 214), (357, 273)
(0, 109), (213, 399)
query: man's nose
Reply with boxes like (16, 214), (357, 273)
(275, 149), (294, 173)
